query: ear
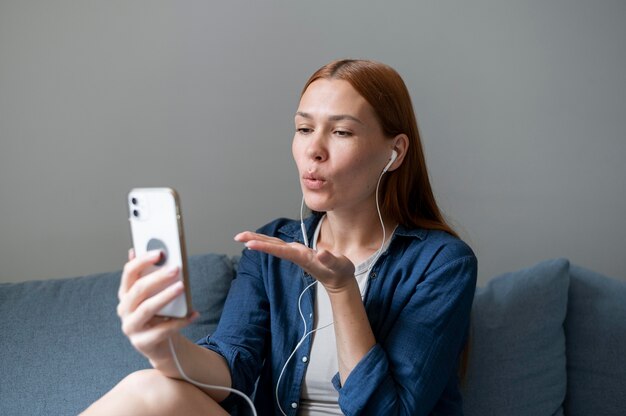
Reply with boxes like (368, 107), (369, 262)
(387, 134), (409, 172)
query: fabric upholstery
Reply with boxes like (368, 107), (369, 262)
(2, 254), (625, 416)
(462, 259), (570, 416)
(564, 265), (626, 416)
(0, 253), (234, 416)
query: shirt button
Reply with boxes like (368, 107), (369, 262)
(291, 402), (298, 409)
(302, 356), (308, 363)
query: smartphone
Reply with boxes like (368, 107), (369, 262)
(127, 187), (192, 318)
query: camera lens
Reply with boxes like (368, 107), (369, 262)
(132, 209), (140, 218)
(131, 197), (138, 205)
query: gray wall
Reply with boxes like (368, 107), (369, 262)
(1, 0), (624, 285)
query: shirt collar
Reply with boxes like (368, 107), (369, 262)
(394, 224), (427, 240)
(277, 213), (427, 244)
(277, 213), (323, 244)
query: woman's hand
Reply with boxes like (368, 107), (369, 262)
(234, 231), (356, 294)
(116, 249), (199, 366)
(235, 231), (376, 384)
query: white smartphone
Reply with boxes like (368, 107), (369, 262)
(127, 187), (192, 318)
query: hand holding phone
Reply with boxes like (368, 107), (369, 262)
(127, 188), (192, 318)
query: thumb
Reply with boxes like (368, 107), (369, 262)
(316, 249), (337, 268)
(317, 250), (355, 275)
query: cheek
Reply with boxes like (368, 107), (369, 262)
(337, 156), (370, 182)
(345, 155), (384, 189)
(291, 137), (299, 162)
(292, 138), (306, 172)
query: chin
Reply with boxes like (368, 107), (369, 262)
(305, 203), (329, 214)
(302, 195), (332, 213)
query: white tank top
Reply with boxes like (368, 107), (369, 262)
(299, 216), (393, 415)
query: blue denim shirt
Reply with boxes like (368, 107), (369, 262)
(197, 214), (477, 415)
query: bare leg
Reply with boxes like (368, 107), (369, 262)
(81, 369), (229, 416)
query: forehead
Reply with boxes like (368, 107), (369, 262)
(297, 79), (374, 120)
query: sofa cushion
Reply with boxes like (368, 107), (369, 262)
(462, 258), (569, 416)
(0, 253), (235, 416)
(565, 265), (626, 416)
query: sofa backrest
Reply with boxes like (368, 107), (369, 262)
(1, 255), (625, 416)
(564, 264), (626, 416)
(0, 253), (235, 415)
(461, 258), (570, 416)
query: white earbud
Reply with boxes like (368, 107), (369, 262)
(383, 150), (398, 173)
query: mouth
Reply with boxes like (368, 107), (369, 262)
(302, 173), (327, 190)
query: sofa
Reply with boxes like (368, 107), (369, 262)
(1, 254), (625, 415)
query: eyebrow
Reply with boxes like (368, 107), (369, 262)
(295, 111), (365, 125)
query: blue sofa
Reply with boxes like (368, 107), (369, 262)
(1, 255), (625, 415)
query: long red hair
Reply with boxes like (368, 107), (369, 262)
(302, 59), (457, 237)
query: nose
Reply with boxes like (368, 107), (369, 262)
(305, 133), (327, 162)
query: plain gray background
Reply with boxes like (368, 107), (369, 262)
(1, 0), (624, 285)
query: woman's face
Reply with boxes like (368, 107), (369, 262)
(293, 79), (394, 214)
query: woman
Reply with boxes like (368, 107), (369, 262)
(83, 59), (477, 415)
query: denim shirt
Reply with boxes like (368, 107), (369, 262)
(197, 214), (477, 415)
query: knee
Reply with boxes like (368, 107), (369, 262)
(81, 369), (179, 415)
(113, 369), (226, 415)
(118, 369), (175, 403)
(121, 369), (167, 388)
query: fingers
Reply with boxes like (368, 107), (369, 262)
(117, 265), (180, 318)
(121, 277), (185, 336)
(235, 231), (302, 252)
(234, 231), (286, 245)
(235, 230), (319, 271)
(117, 248), (198, 361)
(118, 250), (163, 300)
(128, 312), (199, 353)
(236, 231), (359, 295)
(247, 239), (308, 265)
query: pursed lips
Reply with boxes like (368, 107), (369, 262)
(302, 173), (327, 190)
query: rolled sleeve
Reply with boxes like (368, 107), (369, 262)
(196, 246), (270, 401)
(332, 344), (395, 414)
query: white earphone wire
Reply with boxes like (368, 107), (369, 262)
(169, 153), (396, 416)
(300, 196), (309, 248)
(167, 337), (257, 416)
(276, 159), (392, 414)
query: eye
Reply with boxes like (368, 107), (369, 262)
(334, 129), (353, 137)
(296, 127), (313, 135)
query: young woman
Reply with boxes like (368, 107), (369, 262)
(82, 59), (477, 415)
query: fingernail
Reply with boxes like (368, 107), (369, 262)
(166, 266), (179, 276)
(149, 250), (161, 259)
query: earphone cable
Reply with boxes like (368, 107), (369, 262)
(167, 336), (258, 416)
(279, 167), (390, 414)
